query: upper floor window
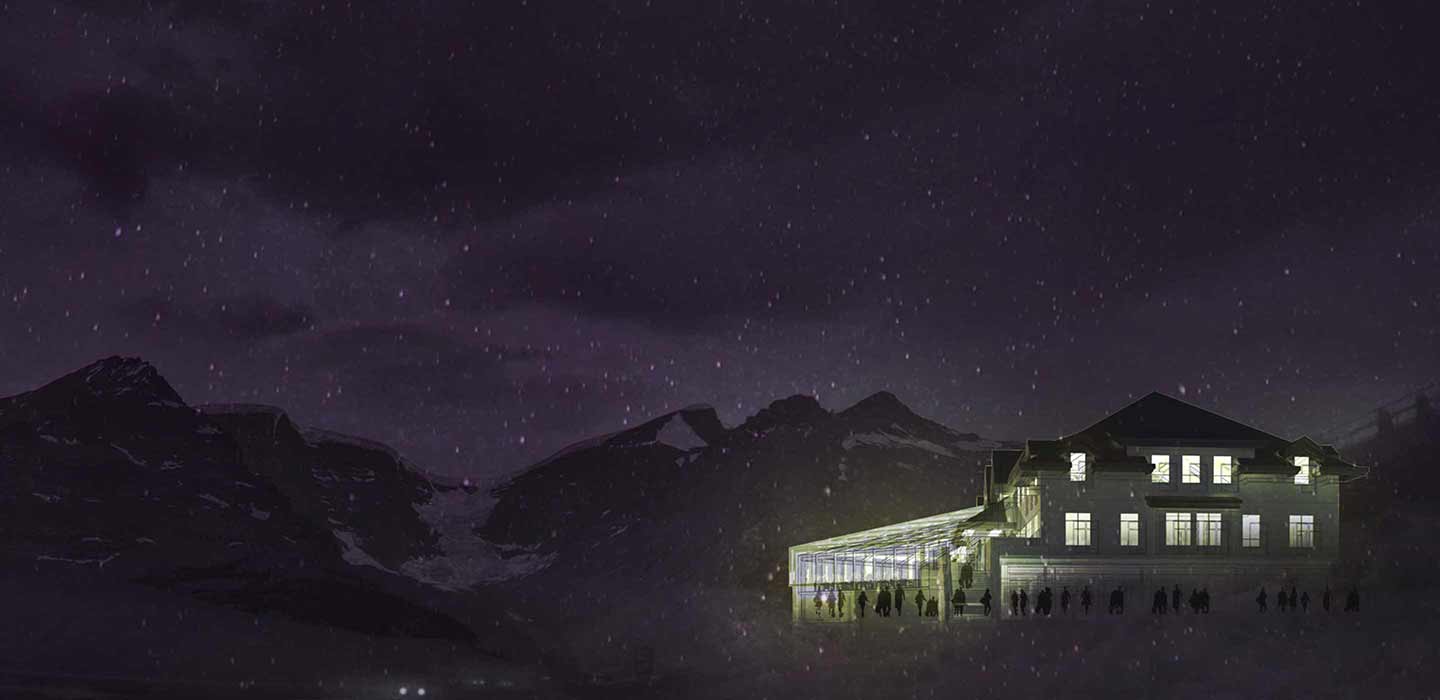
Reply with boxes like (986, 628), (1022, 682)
(1065, 512), (1092, 546)
(1119, 513), (1140, 547)
(1242, 514), (1261, 548)
(1195, 512), (1223, 546)
(1182, 455), (1201, 484)
(1165, 512), (1193, 546)
(1293, 456), (1312, 485)
(1214, 455), (1234, 484)
(1150, 455), (1171, 484)
(1288, 514), (1315, 548)
(1070, 452), (1087, 482)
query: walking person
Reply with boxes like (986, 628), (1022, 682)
(1300, 590), (1310, 613)
(981, 588), (993, 617)
(1172, 585), (1182, 614)
(827, 587), (837, 618)
(895, 583), (906, 617)
(1152, 588), (1166, 615)
(1201, 588), (1210, 614)
(952, 588), (966, 617)
(1345, 587), (1360, 612)
(1010, 589), (1020, 617)
(1081, 586), (1092, 615)
(1277, 588), (1288, 613)
(1060, 587), (1071, 615)
(838, 589), (847, 619)
(1256, 586), (1268, 613)
(1289, 585), (1299, 613)
(878, 585), (892, 617)
(814, 589), (823, 619)
(1020, 589), (1029, 616)
(1322, 587), (1332, 613)
(857, 589), (869, 619)
(961, 562), (974, 590)
(914, 589), (926, 619)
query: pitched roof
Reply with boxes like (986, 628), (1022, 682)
(1071, 392), (1284, 444)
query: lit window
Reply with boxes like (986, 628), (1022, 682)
(1065, 512), (1091, 546)
(1150, 455), (1170, 483)
(1196, 512), (1223, 546)
(1242, 514), (1261, 548)
(1120, 513), (1140, 547)
(1165, 512), (1192, 546)
(1182, 455), (1201, 483)
(1070, 452), (1087, 482)
(1214, 455), (1233, 484)
(1288, 514), (1315, 548)
(1293, 456), (1312, 485)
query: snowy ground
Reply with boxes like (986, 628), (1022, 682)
(546, 587), (1438, 700)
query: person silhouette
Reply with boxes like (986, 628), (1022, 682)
(1172, 584), (1182, 614)
(814, 589), (823, 618)
(1256, 587), (1268, 613)
(857, 589), (869, 619)
(914, 589), (926, 618)
(1289, 585), (1299, 614)
(1345, 587), (1360, 612)
(1060, 587), (1071, 615)
(1300, 590), (1310, 613)
(1081, 586), (1092, 615)
(896, 583), (906, 617)
(1020, 589), (1029, 616)
(1152, 588), (1166, 615)
(1201, 588), (1210, 614)
(1011, 589), (1020, 617)
(981, 588), (993, 616)
(1278, 588), (1288, 613)
(838, 589), (847, 618)
(952, 588), (966, 616)
(1322, 587), (1332, 613)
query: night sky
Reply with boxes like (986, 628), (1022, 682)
(2, 1), (1437, 480)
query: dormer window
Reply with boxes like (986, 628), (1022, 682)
(1182, 455), (1201, 484)
(1214, 455), (1234, 484)
(1070, 452), (1087, 482)
(1293, 456), (1312, 485)
(1150, 454), (1170, 483)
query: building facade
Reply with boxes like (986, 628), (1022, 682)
(788, 392), (1367, 622)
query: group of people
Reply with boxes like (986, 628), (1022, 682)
(1150, 585), (1212, 614)
(1008, 586), (1101, 616)
(812, 582), (996, 620)
(1255, 585), (1360, 613)
(812, 581), (1364, 621)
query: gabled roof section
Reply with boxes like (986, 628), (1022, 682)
(1071, 392), (1284, 445)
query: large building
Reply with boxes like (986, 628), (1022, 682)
(788, 392), (1368, 622)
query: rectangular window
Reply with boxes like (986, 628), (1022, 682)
(1196, 512), (1223, 546)
(1150, 454), (1171, 483)
(1065, 512), (1092, 546)
(1214, 455), (1234, 484)
(1294, 456), (1312, 485)
(1120, 513), (1140, 547)
(1242, 514), (1261, 548)
(1070, 452), (1087, 482)
(1289, 514), (1315, 548)
(1182, 455), (1201, 483)
(1165, 512), (1192, 546)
